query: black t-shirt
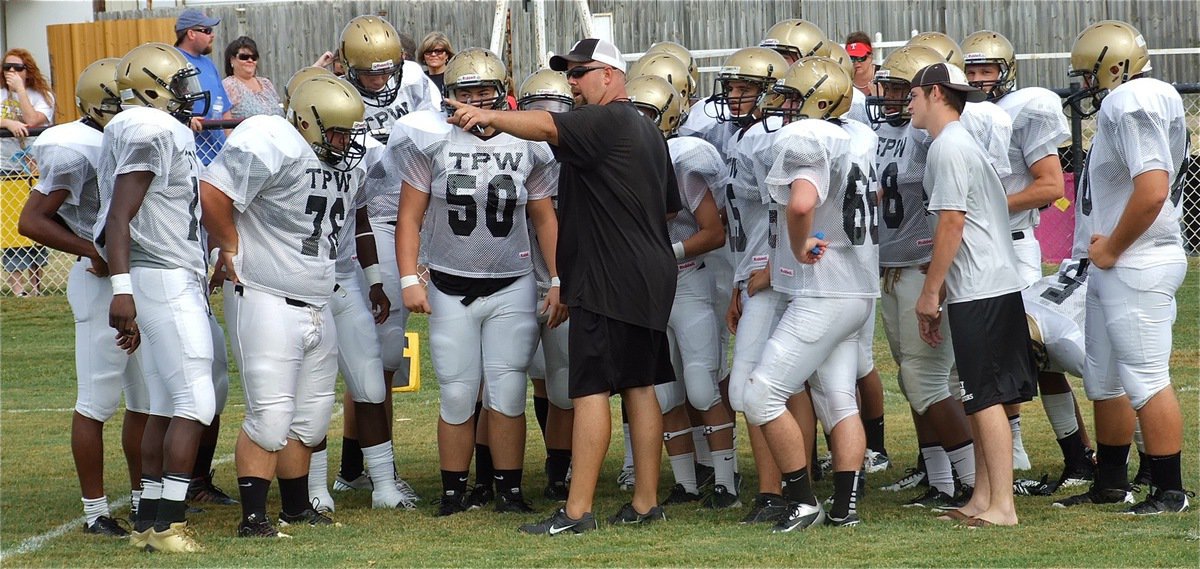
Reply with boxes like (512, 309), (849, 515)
(551, 101), (682, 331)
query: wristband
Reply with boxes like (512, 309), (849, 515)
(549, 276), (561, 288)
(111, 273), (133, 296)
(363, 264), (383, 287)
(400, 274), (422, 289)
(672, 241), (686, 261)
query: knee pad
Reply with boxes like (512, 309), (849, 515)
(439, 379), (479, 425)
(742, 376), (787, 427)
(483, 374), (528, 418)
(682, 364), (721, 412)
(377, 311), (410, 372)
(663, 427), (694, 442)
(655, 380), (686, 414)
(289, 392), (336, 447)
(242, 409), (291, 452)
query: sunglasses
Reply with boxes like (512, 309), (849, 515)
(565, 66), (606, 79)
(191, 26), (214, 35)
(236, 53), (259, 61)
(425, 48), (448, 56)
(2, 63), (27, 72)
(851, 55), (871, 63)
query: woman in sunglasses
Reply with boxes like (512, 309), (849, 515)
(417, 32), (455, 92)
(222, 36), (282, 119)
(845, 32), (877, 97)
(2, 48), (55, 296)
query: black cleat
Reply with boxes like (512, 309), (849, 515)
(903, 487), (957, 509)
(695, 463), (716, 491)
(543, 481), (569, 502)
(608, 502), (666, 525)
(880, 467), (927, 492)
(1053, 485), (1134, 508)
(495, 489), (535, 513)
(1126, 489), (1191, 515)
(825, 511), (861, 527)
(932, 485), (973, 512)
(435, 492), (471, 517)
(237, 513), (290, 538)
(740, 493), (788, 524)
(187, 470), (239, 505)
(702, 485), (742, 509)
(83, 515), (130, 537)
(771, 500), (825, 533)
(662, 483), (700, 505)
(278, 507), (335, 527)
(519, 507), (597, 535)
(465, 484), (495, 510)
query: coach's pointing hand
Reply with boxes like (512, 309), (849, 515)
(445, 98), (497, 133)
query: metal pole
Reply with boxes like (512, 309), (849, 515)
(533, 0), (547, 69)
(489, 0), (508, 56)
(1068, 81), (1083, 194)
(576, 0), (594, 39)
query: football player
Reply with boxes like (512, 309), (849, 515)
(1054, 21), (1190, 514)
(749, 56), (879, 530)
(335, 15), (441, 490)
(516, 69), (576, 501)
(390, 48), (563, 516)
(963, 29), (1090, 483)
(200, 75), (369, 536)
(94, 42), (216, 553)
(18, 58), (148, 537)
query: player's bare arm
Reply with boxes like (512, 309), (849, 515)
(916, 209), (964, 347)
(396, 181), (432, 314)
(528, 197), (568, 328)
(785, 178), (828, 263)
(444, 98), (560, 146)
(198, 180), (240, 284)
(1007, 154), (1065, 213)
(1088, 169), (1170, 269)
(353, 205), (391, 324)
(18, 190), (107, 275)
(683, 192), (726, 259)
(104, 170), (153, 347)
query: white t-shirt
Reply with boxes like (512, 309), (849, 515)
(1, 87), (54, 172)
(924, 120), (1024, 304)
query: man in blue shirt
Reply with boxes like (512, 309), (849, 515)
(174, 9), (232, 165)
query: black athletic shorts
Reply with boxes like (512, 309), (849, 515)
(947, 291), (1038, 415)
(567, 306), (676, 399)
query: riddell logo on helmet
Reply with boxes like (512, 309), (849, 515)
(964, 52), (986, 62)
(371, 60), (394, 71)
(874, 69), (891, 79)
(459, 74), (483, 82)
(720, 66), (742, 75)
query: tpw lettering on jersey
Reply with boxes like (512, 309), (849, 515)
(365, 102), (412, 132)
(448, 151), (525, 171)
(877, 136), (906, 158)
(305, 167), (353, 194)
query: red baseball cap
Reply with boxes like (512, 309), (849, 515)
(846, 42), (872, 58)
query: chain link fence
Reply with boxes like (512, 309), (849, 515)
(2, 91), (1199, 296)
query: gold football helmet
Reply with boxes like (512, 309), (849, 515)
(645, 41), (699, 98)
(825, 42), (855, 80)
(282, 66), (336, 109)
(626, 75), (685, 137)
(628, 53), (694, 104)
(287, 75), (367, 171)
(443, 48), (509, 110)
(760, 19), (829, 62)
(712, 47), (788, 125)
(116, 42), (209, 123)
(517, 69), (574, 113)
(1066, 20), (1151, 117)
(339, 15), (405, 106)
(865, 45), (944, 126)
(962, 30), (1016, 99)
(764, 56), (853, 124)
(76, 58), (122, 128)
(907, 31), (965, 69)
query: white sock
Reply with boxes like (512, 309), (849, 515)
(162, 474), (190, 502)
(82, 496), (110, 527)
(362, 442), (401, 500)
(309, 449), (332, 498)
(921, 445), (955, 495)
(130, 490), (142, 517)
(693, 429), (713, 467)
(1042, 393), (1079, 440)
(712, 448), (737, 495)
(731, 428), (740, 473)
(1009, 415), (1025, 449)
(622, 423), (634, 470)
(1133, 419), (1146, 453)
(668, 452), (698, 493)
(946, 442), (977, 488)
(141, 479), (163, 501)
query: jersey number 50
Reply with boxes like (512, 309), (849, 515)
(447, 173), (518, 238)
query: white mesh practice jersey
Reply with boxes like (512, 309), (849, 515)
(94, 106), (205, 276)
(874, 120), (933, 266)
(1023, 258), (1088, 333)
(390, 110), (558, 278)
(1072, 78), (1188, 268)
(847, 88), (869, 125)
(362, 60), (442, 223)
(679, 98), (740, 165)
(202, 114), (362, 306)
(766, 118), (881, 298)
(917, 101), (1014, 179)
(334, 136), (384, 277)
(29, 120), (103, 242)
(726, 120), (780, 284)
(667, 136), (725, 259)
(996, 87), (1071, 231)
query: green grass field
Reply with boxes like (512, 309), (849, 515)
(1, 262), (1197, 567)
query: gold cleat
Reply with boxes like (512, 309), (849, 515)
(145, 521), (203, 553)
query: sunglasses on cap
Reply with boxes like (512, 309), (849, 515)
(2, 63), (27, 72)
(236, 52), (259, 61)
(191, 26), (214, 35)
(565, 66), (606, 79)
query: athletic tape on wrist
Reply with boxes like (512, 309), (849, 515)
(672, 241), (686, 261)
(400, 274), (422, 289)
(549, 276), (561, 288)
(110, 273), (133, 296)
(363, 264), (383, 287)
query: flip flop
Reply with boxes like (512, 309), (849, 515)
(936, 509), (969, 522)
(961, 516), (995, 528)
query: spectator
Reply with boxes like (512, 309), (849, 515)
(845, 31), (876, 97)
(2, 48), (54, 296)
(418, 32), (454, 92)
(312, 49), (346, 78)
(221, 36), (283, 119)
(174, 8), (233, 165)
(399, 33), (417, 62)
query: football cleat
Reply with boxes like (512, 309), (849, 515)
(881, 467), (927, 492)
(1126, 490), (1192, 515)
(695, 462), (716, 490)
(237, 513), (291, 538)
(372, 489), (417, 510)
(931, 485), (973, 512)
(129, 528), (150, 549)
(616, 465), (636, 491)
(435, 491), (471, 517)
(771, 500), (825, 533)
(145, 521), (202, 553)
(608, 502), (667, 525)
(495, 489), (535, 514)
(702, 485), (742, 510)
(902, 487), (957, 509)
(83, 515), (130, 538)
(519, 507), (598, 536)
(1132, 461), (1154, 493)
(332, 473), (372, 492)
(817, 453), (833, 475)
(864, 450), (891, 473)
(465, 483), (495, 509)
(310, 493), (335, 514)
(740, 493), (788, 524)
(543, 481), (569, 502)
(395, 477), (421, 502)
(278, 506), (336, 527)
(662, 483), (701, 505)
(187, 471), (239, 505)
(825, 511), (861, 527)
(1053, 486), (1135, 508)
